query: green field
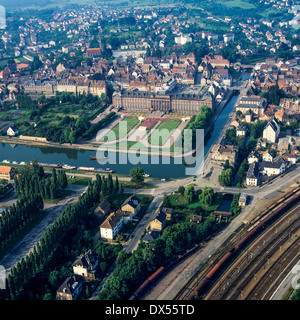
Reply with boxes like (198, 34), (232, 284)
(219, 0), (255, 9)
(148, 119), (181, 146)
(105, 116), (140, 141)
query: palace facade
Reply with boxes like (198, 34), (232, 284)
(112, 90), (215, 115)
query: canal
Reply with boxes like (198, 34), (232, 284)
(0, 88), (244, 179)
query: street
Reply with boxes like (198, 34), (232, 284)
(0, 185), (87, 275)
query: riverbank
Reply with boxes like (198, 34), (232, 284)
(0, 78), (249, 180)
(0, 88), (238, 159)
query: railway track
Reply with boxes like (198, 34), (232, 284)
(174, 224), (249, 300)
(247, 235), (300, 300)
(205, 202), (300, 300)
(175, 185), (300, 300)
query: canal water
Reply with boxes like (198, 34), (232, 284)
(0, 89), (243, 179)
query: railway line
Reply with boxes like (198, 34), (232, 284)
(173, 185), (300, 301)
(174, 224), (249, 300)
(205, 202), (300, 300)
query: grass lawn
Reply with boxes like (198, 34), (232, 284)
(67, 176), (92, 185)
(186, 192), (223, 211)
(106, 116), (140, 141)
(43, 189), (73, 204)
(148, 119), (181, 146)
(121, 181), (157, 189)
(168, 192), (223, 212)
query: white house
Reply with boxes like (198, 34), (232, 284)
(262, 157), (286, 176)
(247, 151), (260, 164)
(175, 34), (192, 45)
(99, 210), (132, 240)
(72, 249), (99, 281)
(236, 126), (246, 137)
(263, 118), (280, 144)
(262, 150), (273, 162)
(100, 211), (124, 240)
(223, 33), (235, 43)
(7, 126), (19, 136)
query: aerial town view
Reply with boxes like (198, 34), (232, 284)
(0, 0), (300, 312)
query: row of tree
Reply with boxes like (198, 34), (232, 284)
(0, 194), (44, 248)
(81, 111), (116, 140)
(14, 165), (68, 200)
(1, 174), (104, 300)
(184, 105), (213, 148)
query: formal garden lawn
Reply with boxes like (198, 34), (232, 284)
(106, 116), (140, 141)
(148, 119), (181, 146)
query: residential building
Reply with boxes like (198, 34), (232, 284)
(72, 249), (99, 281)
(121, 195), (141, 216)
(7, 126), (19, 136)
(263, 117), (280, 143)
(223, 33), (235, 43)
(94, 199), (111, 217)
(211, 144), (238, 166)
(0, 166), (15, 181)
(262, 150), (273, 162)
(161, 207), (174, 221)
(56, 276), (83, 300)
(261, 157), (287, 176)
(236, 126), (246, 137)
(189, 215), (203, 224)
(149, 211), (166, 231)
(247, 151), (260, 164)
(246, 162), (259, 186)
(142, 229), (161, 242)
(99, 211), (124, 240)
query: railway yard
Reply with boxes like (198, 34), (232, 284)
(173, 184), (300, 301)
(139, 184), (300, 301)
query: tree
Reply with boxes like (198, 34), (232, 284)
(69, 131), (76, 145)
(199, 187), (214, 206)
(130, 167), (145, 186)
(178, 186), (185, 195)
(218, 168), (234, 187)
(184, 185), (194, 204)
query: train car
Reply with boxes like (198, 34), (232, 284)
(193, 278), (209, 296)
(217, 251), (232, 266)
(206, 263), (222, 280)
(148, 266), (165, 282)
(133, 279), (151, 298)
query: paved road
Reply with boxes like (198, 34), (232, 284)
(123, 194), (163, 253)
(0, 185), (87, 274)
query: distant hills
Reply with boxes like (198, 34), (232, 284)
(0, 0), (94, 9)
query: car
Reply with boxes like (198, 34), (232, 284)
(129, 234), (134, 239)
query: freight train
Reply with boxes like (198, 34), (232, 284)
(192, 188), (300, 299)
(129, 244), (199, 300)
